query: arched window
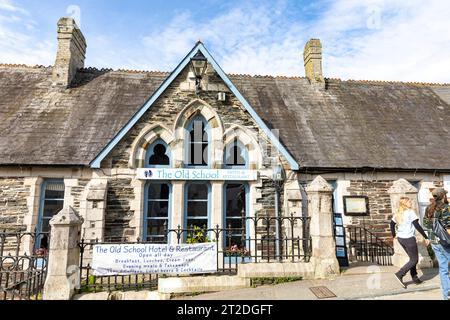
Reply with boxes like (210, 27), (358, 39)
(144, 183), (171, 243)
(187, 116), (209, 167)
(224, 140), (247, 168)
(185, 183), (209, 229)
(146, 140), (171, 167)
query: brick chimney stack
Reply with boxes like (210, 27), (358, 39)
(52, 17), (87, 87)
(303, 39), (324, 84)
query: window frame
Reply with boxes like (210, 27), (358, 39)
(184, 182), (211, 230)
(143, 182), (172, 244)
(37, 179), (65, 248)
(145, 139), (171, 168)
(223, 182), (251, 263)
(185, 115), (211, 168)
(224, 139), (248, 169)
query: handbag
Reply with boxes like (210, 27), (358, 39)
(432, 211), (450, 247)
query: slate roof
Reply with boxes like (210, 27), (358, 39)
(1, 64), (450, 170)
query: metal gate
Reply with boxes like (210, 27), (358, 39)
(0, 230), (49, 300)
(345, 226), (394, 266)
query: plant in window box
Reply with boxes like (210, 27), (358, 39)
(33, 248), (48, 270)
(186, 226), (211, 244)
(224, 244), (251, 257)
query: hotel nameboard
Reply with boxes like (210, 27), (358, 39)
(137, 168), (258, 181)
(91, 243), (217, 276)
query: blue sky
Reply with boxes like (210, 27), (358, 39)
(1, 0), (449, 82)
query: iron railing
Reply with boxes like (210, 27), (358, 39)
(168, 215), (311, 274)
(77, 215), (311, 293)
(345, 226), (394, 266)
(0, 230), (49, 300)
(77, 239), (159, 294)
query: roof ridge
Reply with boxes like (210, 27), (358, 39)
(0, 63), (50, 69)
(80, 66), (170, 76)
(326, 78), (450, 87)
(1, 62), (448, 86)
(228, 73), (307, 80)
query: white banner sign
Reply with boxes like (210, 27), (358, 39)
(137, 168), (258, 181)
(91, 243), (217, 276)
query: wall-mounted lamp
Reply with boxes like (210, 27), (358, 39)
(190, 50), (208, 95)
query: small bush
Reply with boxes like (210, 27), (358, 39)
(250, 276), (303, 287)
(186, 226), (211, 244)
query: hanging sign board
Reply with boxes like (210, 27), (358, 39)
(137, 168), (258, 181)
(91, 243), (217, 276)
(334, 213), (349, 267)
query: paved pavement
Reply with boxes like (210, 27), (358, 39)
(174, 264), (444, 300)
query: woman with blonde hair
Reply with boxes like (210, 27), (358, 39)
(390, 197), (430, 288)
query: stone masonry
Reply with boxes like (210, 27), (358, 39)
(345, 179), (444, 244)
(100, 64), (287, 240)
(347, 180), (393, 243)
(0, 178), (29, 231)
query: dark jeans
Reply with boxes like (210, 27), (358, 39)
(396, 237), (419, 278)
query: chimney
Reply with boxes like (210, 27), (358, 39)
(303, 39), (324, 84)
(52, 17), (87, 87)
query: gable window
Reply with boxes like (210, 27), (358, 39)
(187, 116), (209, 167)
(144, 183), (170, 243)
(186, 183), (209, 230)
(38, 180), (65, 248)
(225, 140), (247, 168)
(146, 140), (171, 167)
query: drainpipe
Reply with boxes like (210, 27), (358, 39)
(275, 184), (281, 261)
(298, 175), (310, 257)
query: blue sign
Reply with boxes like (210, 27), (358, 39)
(334, 213), (349, 267)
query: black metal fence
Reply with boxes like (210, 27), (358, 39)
(77, 215), (311, 293)
(0, 230), (49, 300)
(345, 226), (394, 266)
(77, 239), (159, 294)
(168, 215), (312, 274)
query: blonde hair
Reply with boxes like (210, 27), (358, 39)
(395, 197), (413, 224)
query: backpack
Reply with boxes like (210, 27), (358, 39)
(432, 209), (450, 247)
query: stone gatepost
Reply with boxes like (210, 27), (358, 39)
(388, 179), (433, 269)
(43, 206), (84, 300)
(306, 176), (340, 279)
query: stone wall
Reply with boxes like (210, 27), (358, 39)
(105, 179), (135, 241)
(102, 66), (276, 169)
(0, 178), (29, 231)
(99, 65), (286, 237)
(70, 179), (89, 211)
(347, 180), (393, 241)
(346, 179), (444, 243)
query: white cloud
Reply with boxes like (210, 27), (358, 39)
(133, 2), (306, 76)
(0, 0), (54, 66)
(131, 0), (450, 83)
(0, 0), (28, 15)
(315, 0), (450, 83)
(0, 0), (449, 83)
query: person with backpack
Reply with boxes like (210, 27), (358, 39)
(424, 187), (450, 301)
(390, 197), (431, 288)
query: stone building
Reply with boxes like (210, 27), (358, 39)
(1, 17), (450, 250)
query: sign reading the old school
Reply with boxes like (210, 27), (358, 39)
(91, 243), (217, 276)
(137, 168), (258, 181)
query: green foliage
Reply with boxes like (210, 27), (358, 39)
(186, 226), (211, 244)
(250, 276), (303, 287)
